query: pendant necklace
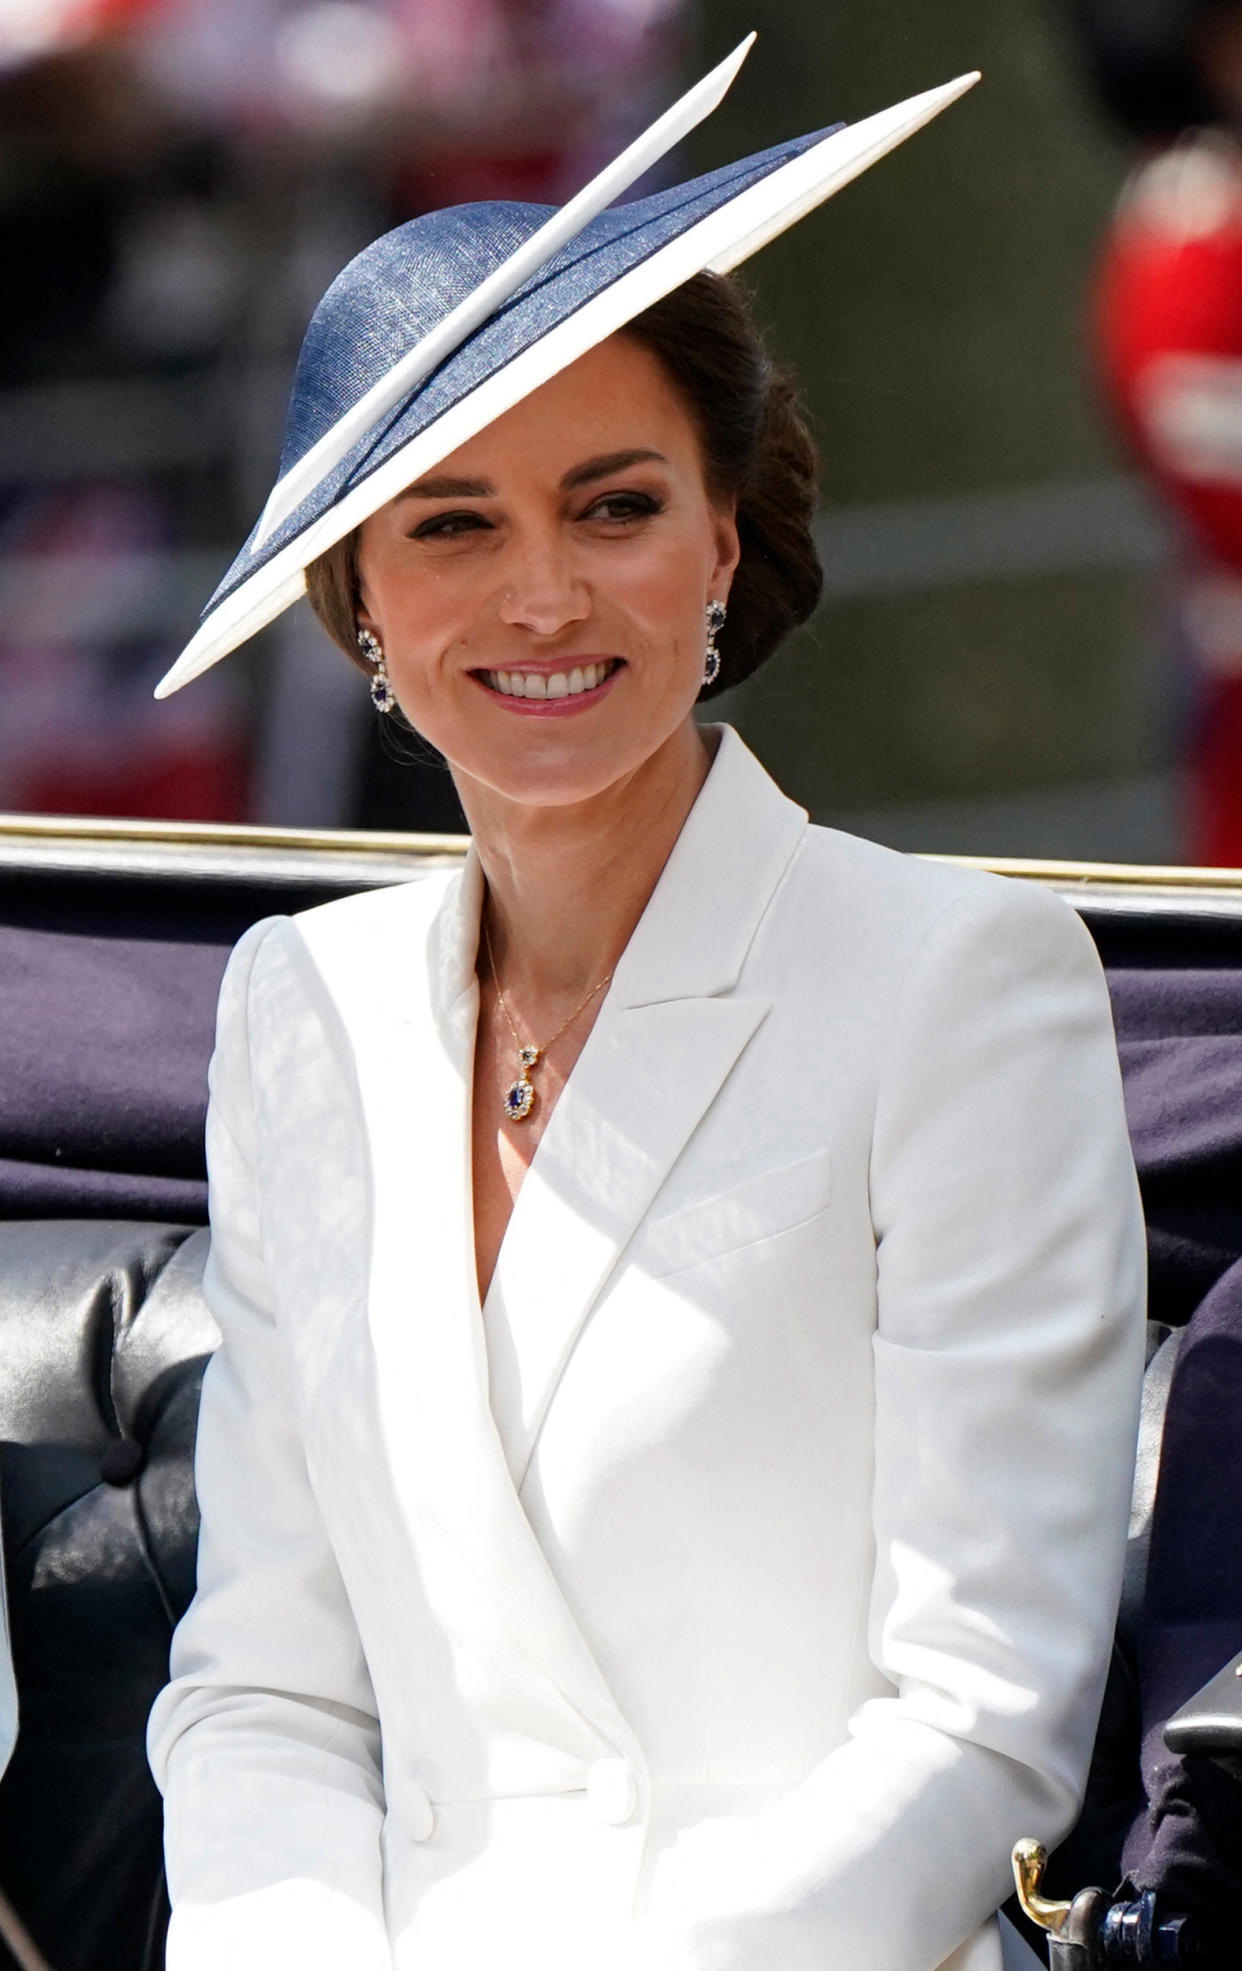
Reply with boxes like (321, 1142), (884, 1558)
(482, 916), (613, 1124)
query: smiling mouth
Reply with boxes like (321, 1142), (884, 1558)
(477, 658), (621, 701)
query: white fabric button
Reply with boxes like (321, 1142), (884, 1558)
(392, 1779), (435, 1842)
(586, 1757), (639, 1827)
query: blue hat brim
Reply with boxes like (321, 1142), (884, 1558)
(156, 74), (979, 697)
(222, 132), (834, 603)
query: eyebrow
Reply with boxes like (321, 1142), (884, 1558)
(396, 475), (492, 500)
(395, 449), (669, 503)
(559, 448), (667, 490)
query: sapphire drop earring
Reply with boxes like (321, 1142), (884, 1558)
(357, 626), (396, 713)
(702, 599), (726, 687)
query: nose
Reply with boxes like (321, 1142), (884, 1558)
(496, 529), (589, 638)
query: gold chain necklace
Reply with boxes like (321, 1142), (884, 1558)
(482, 915), (613, 1124)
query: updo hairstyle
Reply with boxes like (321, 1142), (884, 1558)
(305, 270), (822, 700)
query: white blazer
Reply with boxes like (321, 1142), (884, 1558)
(148, 725), (1145, 1971)
(0, 1505), (15, 1785)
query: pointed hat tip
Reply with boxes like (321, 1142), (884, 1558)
(872, 68), (982, 141)
(701, 30), (756, 100)
(153, 649), (205, 698)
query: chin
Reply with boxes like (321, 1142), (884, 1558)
(462, 751), (643, 811)
(438, 712), (696, 813)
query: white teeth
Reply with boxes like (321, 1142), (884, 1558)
(483, 661), (613, 697)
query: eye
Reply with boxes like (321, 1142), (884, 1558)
(583, 491), (664, 524)
(408, 510), (491, 540)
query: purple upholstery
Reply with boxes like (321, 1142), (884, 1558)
(1111, 971), (1242, 1326)
(0, 862), (365, 1223)
(0, 921), (227, 1223)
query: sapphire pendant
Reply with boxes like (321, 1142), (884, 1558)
(504, 1075), (536, 1122)
(503, 1043), (541, 1123)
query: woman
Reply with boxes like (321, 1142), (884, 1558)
(147, 51), (1145, 1971)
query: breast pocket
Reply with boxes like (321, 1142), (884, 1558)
(641, 1148), (833, 1279)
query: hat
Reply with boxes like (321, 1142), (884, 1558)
(155, 41), (979, 698)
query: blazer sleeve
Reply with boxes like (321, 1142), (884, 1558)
(0, 1478), (16, 1784)
(146, 919), (391, 1971)
(650, 876), (1146, 1971)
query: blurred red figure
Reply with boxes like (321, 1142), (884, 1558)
(1096, 134), (1242, 863)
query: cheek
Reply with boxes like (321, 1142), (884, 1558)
(606, 533), (713, 648)
(370, 567), (476, 680)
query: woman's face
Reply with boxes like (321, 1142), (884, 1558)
(354, 331), (740, 810)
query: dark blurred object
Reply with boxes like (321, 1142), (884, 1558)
(0, 29), (256, 820)
(1054, 0), (1221, 140)
(0, 33), (196, 385)
(0, 479), (251, 820)
(359, 722), (467, 833)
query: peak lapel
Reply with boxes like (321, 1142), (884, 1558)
(487, 726), (808, 1479)
(487, 992), (769, 1483)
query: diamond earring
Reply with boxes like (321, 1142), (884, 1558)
(357, 625), (396, 714)
(702, 599), (726, 688)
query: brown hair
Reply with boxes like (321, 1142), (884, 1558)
(305, 270), (822, 698)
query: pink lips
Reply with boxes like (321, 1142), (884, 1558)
(471, 658), (623, 718)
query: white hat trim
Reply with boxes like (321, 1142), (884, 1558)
(253, 35), (757, 552)
(155, 71), (979, 699)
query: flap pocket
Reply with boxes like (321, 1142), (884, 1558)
(641, 1147), (832, 1278)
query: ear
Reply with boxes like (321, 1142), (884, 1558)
(353, 526), (380, 639)
(709, 497), (741, 601)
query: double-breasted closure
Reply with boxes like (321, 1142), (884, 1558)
(148, 726), (1145, 1971)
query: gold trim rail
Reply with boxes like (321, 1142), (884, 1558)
(6, 812), (1242, 901)
(0, 811), (468, 859)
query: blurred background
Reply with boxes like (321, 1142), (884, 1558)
(6, 0), (1242, 862)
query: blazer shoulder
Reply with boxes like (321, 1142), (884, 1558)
(208, 872), (462, 1062)
(799, 819), (1089, 937)
(766, 821), (1099, 994)
(291, 867), (459, 955)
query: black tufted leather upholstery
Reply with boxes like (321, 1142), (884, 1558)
(0, 1222), (216, 1971)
